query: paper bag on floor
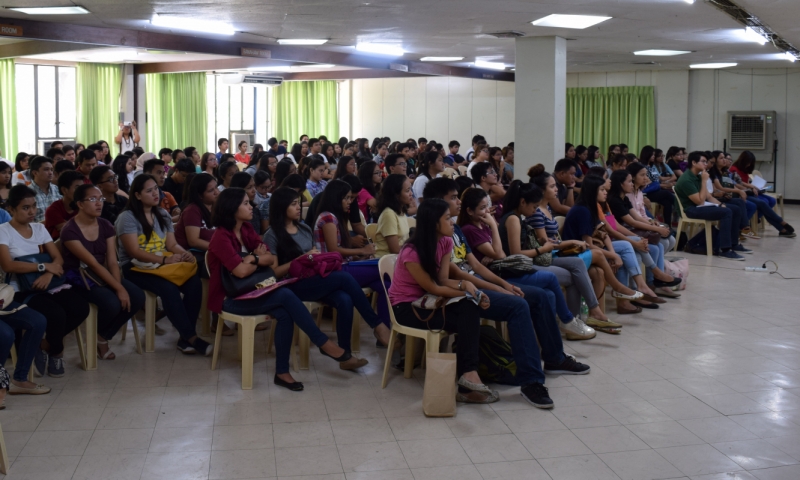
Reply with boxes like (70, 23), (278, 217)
(423, 352), (457, 417)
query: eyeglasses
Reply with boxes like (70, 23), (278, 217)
(395, 162), (407, 168)
(80, 196), (105, 203)
(98, 174), (118, 184)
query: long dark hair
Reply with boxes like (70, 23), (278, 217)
(290, 143), (302, 160)
(456, 187), (488, 227)
(184, 173), (216, 228)
(125, 174), (169, 242)
(211, 188), (247, 231)
(268, 187), (305, 264)
(333, 156), (355, 180)
(14, 152), (28, 173)
(357, 160), (379, 197)
(404, 199), (450, 281)
(575, 175), (605, 226)
(314, 179), (352, 248)
(587, 145), (600, 163)
(274, 159), (295, 187)
(111, 155), (131, 193)
(626, 162), (648, 190)
(376, 174), (409, 216)
(504, 180), (543, 213)
(217, 161), (238, 186)
(732, 150), (756, 174)
(639, 145), (655, 165)
(303, 157), (326, 180)
(609, 169), (630, 199)
(417, 150), (439, 180)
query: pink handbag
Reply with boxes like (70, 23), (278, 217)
(288, 252), (343, 279)
(664, 257), (689, 291)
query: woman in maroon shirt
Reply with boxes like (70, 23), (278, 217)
(206, 188), (365, 391)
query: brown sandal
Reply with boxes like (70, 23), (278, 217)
(616, 306), (642, 315)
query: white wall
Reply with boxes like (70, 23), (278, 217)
(341, 68), (800, 199)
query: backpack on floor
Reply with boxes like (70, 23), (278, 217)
(684, 227), (719, 255)
(477, 325), (519, 386)
(664, 257), (689, 291)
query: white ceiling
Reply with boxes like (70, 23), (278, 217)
(3, 0), (800, 72)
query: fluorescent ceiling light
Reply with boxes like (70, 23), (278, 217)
(785, 52), (797, 62)
(634, 49), (691, 56)
(684, 0), (695, 4)
(475, 60), (506, 70)
(420, 56), (464, 62)
(690, 62), (737, 69)
(739, 26), (767, 45)
(531, 14), (611, 29)
(6, 5), (89, 14)
(355, 43), (405, 56)
(150, 13), (235, 36)
(277, 39), (328, 45)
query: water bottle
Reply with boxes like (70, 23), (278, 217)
(580, 298), (589, 319)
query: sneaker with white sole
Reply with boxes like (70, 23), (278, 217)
(520, 383), (553, 409)
(47, 356), (65, 378)
(544, 354), (591, 375)
(33, 349), (47, 377)
(560, 316), (596, 341)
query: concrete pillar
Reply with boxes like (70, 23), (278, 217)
(514, 36), (567, 179)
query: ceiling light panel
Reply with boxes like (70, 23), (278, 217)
(784, 52), (797, 62)
(7, 6), (89, 14)
(150, 13), (235, 36)
(355, 43), (405, 56)
(420, 56), (464, 62)
(690, 62), (737, 69)
(277, 39), (328, 45)
(531, 14), (611, 29)
(739, 26), (767, 45)
(475, 60), (505, 70)
(634, 49), (691, 56)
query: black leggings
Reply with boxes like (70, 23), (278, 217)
(15, 289), (90, 356)
(393, 299), (481, 377)
(646, 189), (675, 224)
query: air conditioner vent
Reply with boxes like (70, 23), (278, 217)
(730, 115), (766, 150)
(487, 31), (525, 38)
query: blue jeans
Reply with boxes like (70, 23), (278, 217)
(627, 237), (664, 284)
(123, 265), (203, 342)
(0, 303), (47, 381)
(684, 204), (740, 251)
(341, 262), (390, 327)
(611, 241), (640, 287)
(287, 271), (381, 353)
(223, 288), (329, 374)
(508, 271), (573, 323)
(724, 197), (751, 230)
(747, 196), (784, 231)
(72, 280), (146, 341)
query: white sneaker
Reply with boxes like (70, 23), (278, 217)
(560, 316), (597, 341)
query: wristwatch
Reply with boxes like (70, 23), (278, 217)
(37, 263), (45, 273)
(252, 255), (259, 265)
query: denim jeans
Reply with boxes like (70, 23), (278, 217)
(508, 270), (574, 323)
(71, 279), (146, 341)
(610, 240), (640, 287)
(0, 303), (47, 381)
(626, 237), (664, 284)
(723, 197), (751, 230)
(747, 196), (784, 231)
(684, 204), (739, 251)
(287, 271), (380, 353)
(223, 288), (329, 374)
(341, 261), (390, 327)
(533, 255), (600, 315)
(123, 265), (203, 342)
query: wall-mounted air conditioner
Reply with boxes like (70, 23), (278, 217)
(230, 132), (256, 154)
(38, 139), (76, 155)
(726, 111), (776, 163)
(221, 74), (283, 87)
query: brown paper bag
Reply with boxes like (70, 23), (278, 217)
(423, 352), (457, 417)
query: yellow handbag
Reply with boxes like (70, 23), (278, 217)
(130, 252), (198, 286)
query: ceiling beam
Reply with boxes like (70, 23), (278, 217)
(0, 16), (514, 81)
(0, 40), (94, 59)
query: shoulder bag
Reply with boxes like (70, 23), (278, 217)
(288, 251), (343, 279)
(488, 254), (535, 278)
(221, 252), (277, 298)
(131, 252), (198, 286)
(14, 253), (66, 292)
(0, 283), (26, 315)
(519, 217), (551, 267)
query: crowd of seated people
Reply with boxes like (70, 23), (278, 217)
(0, 132), (790, 412)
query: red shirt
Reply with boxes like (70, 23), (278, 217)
(44, 199), (77, 240)
(206, 222), (267, 313)
(728, 165), (750, 183)
(175, 203), (215, 250)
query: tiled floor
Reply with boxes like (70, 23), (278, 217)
(3, 206), (800, 480)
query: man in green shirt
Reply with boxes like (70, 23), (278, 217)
(674, 151), (748, 260)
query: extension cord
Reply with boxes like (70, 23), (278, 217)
(744, 266), (768, 272)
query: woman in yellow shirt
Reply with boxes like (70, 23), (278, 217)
(374, 174), (414, 257)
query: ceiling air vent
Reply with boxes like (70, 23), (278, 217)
(487, 31), (525, 38)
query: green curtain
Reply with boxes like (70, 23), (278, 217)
(0, 59), (17, 160)
(145, 72), (207, 152)
(76, 63), (122, 147)
(271, 80), (338, 144)
(566, 86), (655, 161)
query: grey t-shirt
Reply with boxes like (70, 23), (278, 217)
(263, 223), (313, 265)
(115, 209), (174, 265)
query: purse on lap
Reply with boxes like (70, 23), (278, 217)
(130, 252), (198, 286)
(14, 253), (66, 292)
(220, 252), (277, 298)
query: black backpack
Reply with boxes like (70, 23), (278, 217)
(477, 325), (519, 386)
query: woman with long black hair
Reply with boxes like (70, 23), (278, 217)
(207, 188), (364, 390)
(356, 160), (380, 221)
(264, 187), (392, 353)
(640, 145), (675, 225)
(111, 154), (133, 195)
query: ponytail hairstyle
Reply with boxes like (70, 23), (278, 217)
(404, 198), (451, 282)
(527, 163), (551, 189)
(216, 160), (238, 186)
(314, 179), (353, 248)
(609, 169), (631, 199)
(503, 179), (543, 213)
(268, 187), (305, 264)
(417, 150), (440, 180)
(71, 184), (101, 211)
(574, 175), (605, 226)
(185, 173), (216, 228)
(626, 162), (648, 190)
(302, 157), (326, 180)
(456, 187), (488, 227)
(124, 174), (169, 243)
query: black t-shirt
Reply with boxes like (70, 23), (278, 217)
(163, 177), (184, 206)
(607, 195), (633, 223)
(101, 194), (128, 225)
(556, 182), (568, 203)
(305, 194), (361, 227)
